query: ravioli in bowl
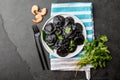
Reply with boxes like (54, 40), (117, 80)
(41, 14), (86, 58)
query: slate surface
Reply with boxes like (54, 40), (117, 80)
(0, 0), (120, 80)
(0, 14), (34, 80)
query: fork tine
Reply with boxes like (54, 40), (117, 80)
(32, 24), (40, 34)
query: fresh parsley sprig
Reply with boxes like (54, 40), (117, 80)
(77, 35), (112, 69)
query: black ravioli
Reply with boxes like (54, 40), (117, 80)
(53, 15), (65, 28)
(55, 28), (62, 35)
(45, 34), (57, 46)
(64, 17), (74, 26)
(74, 34), (85, 45)
(56, 39), (70, 57)
(75, 23), (83, 33)
(62, 38), (70, 47)
(44, 23), (55, 34)
(57, 46), (68, 57)
(53, 40), (62, 49)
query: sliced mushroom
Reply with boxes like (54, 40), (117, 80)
(40, 8), (47, 16)
(31, 5), (39, 15)
(32, 13), (43, 23)
(31, 5), (47, 23)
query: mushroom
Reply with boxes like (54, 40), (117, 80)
(31, 5), (47, 23)
(31, 5), (39, 15)
(32, 13), (43, 23)
(40, 8), (47, 16)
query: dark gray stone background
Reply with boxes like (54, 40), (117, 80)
(0, 0), (120, 80)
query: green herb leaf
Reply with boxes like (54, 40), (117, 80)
(77, 35), (112, 69)
(65, 26), (71, 34)
(99, 35), (108, 42)
(41, 30), (46, 41)
(55, 32), (63, 40)
(69, 40), (75, 52)
(58, 35), (63, 40)
(70, 40), (75, 46)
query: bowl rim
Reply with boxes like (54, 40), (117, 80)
(41, 14), (87, 58)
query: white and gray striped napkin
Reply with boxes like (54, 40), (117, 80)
(50, 2), (94, 71)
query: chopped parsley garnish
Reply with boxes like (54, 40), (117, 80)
(55, 32), (63, 40)
(65, 26), (71, 34)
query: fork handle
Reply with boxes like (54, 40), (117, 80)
(38, 35), (49, 70)
(34, 34), (46, 70)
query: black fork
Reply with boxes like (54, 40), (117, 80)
(32, 24), (49, 70)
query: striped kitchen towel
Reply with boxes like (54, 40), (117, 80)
(50, 2), (94, 71)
